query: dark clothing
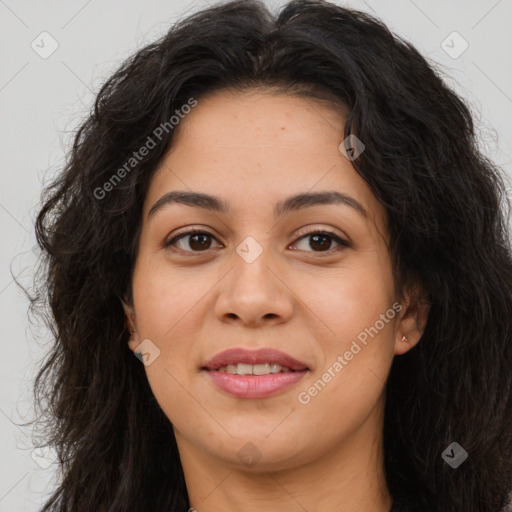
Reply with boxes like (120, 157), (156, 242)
(390, 490), (430, 512)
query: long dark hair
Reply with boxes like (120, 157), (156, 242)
(28, 0), (512, 510)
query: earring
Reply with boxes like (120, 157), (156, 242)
(401, 335), (408, 342)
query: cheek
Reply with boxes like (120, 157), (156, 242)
(294, 358), (389, 452)
(132, 255), (205, 335)
(132, 266), (203, 428)
(130, 260), (204, 396)
(304, 261), (396, 342)
(299, 263), (397, 402)
(294, 276), (396, 435)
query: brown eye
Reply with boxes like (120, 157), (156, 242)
(164, 230), (221, 253)
(164, 228), (349, 256)
(291, 230), (349, 253)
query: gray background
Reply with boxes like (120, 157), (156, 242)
(1, 0), (511, 510)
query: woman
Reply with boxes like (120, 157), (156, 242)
(30, 0), (512, 510)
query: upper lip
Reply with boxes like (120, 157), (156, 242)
(203, 347), (309, 371)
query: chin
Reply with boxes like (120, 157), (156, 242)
(218, 440), (313, 473)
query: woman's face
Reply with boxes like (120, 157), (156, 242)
(125, 89), (420, 473)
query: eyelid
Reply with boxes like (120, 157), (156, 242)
(163, 226), (223, 248)
(163, 225), (350, 254)
(293, 225), (350, 245)
(290, 227), (350, 255)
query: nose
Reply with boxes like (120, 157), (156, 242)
(214, 239), (294, 328)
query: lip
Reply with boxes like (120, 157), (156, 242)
(203, 347), (309, 371)
(206, 371), (308, 398)
(202, 347), (310, 399)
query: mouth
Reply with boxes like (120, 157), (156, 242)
(202, 347), (310, 398)
(213, 363), (298, 375)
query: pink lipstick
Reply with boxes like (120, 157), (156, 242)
(203, 347), (309, 398)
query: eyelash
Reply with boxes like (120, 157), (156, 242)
(163, 227), (350, 256)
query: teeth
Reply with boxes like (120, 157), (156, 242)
(270, 363), (284, 373)
(253, 363), (270, 375)
(216, 363), (293, 375)
(237, 363), (252, 375)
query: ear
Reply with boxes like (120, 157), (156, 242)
(394, 285), (430, 356)
(122, 299), (140, 353)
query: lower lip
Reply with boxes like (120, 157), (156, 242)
(205, 370), (308, 398)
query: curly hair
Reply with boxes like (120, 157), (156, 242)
(28, 0), (512, 510)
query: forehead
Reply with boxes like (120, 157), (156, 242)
(171, 88), (347, 151)
(143, 89), (383, 226)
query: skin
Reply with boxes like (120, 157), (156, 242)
(124, 89), (429, 512)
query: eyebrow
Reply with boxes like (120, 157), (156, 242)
(147, 190), (367, 219)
